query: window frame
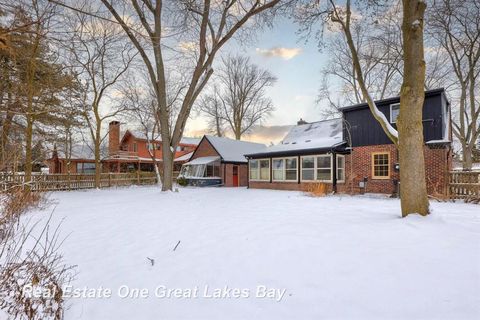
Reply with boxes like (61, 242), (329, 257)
(300, 156), (315, 182)
(371, 152), (390, 180)
(271, 157), (298, 182)
(249, 158), (270, 182)
(300, 154), (334, 183)
(336, 154), (345, 183)
(390, 103), (400, 123)
(316, 154), (333, 183)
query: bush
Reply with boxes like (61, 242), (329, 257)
(176, 176), (188, 187)
(305, 183), (328, 197)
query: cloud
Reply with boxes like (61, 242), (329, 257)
(255, 47), (302, 60)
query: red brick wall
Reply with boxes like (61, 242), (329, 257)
(249, 144), (451, 195)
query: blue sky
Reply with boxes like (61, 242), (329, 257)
(185, 16), (330, 142)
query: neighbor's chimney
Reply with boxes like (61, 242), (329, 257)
(297, 118), (308, 125)
(109, 121), (120, 155)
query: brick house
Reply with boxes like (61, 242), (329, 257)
(47, 121), (200, 174)
(179, 135), (265, 187)
(245, 88), (452, 196)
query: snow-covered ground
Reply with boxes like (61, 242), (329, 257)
(22, 187), (480, 319)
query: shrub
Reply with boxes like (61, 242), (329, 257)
(305, 183), (328, 197)
(176, 176), (188, 187)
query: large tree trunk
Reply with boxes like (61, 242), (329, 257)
(161, 144), (174, 191)
(462, 144), (473, 171)
(398, 0), (430, 217)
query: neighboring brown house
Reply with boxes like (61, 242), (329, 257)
(46, 121), (200, 174)
(179, 135), (266, 187)
(245, 88), (453, 196)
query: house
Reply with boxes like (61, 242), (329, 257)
(46, 121), (200, 174)
(47, 144), (97, 174)
(179, 135), (266, 187)
(245, 88), (453, 195)
(104, 121), (200, 173)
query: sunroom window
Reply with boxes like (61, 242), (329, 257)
(285, 158), (297, 181)
(316, 155), (332, 181)
(301, 156), (315, 181)
(249, 160), (259, 180)
(249, 159), (270, 181)
(272, 159), (284, 181)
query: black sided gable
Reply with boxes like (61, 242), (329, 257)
(342, 89), (448, 147)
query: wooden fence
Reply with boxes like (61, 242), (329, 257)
(449, 171), (480, 199)
(0, 172), (158, 192)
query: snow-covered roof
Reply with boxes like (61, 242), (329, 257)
(55, 144), (96, 160)
(174, 152), (194, 162)
(127, 130), (200, 145)
(180, 137), (201, 145)
(204, 136), (266, 163)
(246, 118), (345, 157)
(184, 156), (220, 166)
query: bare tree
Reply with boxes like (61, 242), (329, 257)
(65, 9), (136, 187)
(196, 87), (226, 137)
(295, 0), (430, 217)
(56, 0), (282, 191)
(429, 0), (480, 170)
(122, 76), (163, 184)
(201, 55), (276, 140)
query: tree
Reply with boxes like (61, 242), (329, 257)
(60, 0), (282, 191)
(196, 87), (226, 137)
(65, 10), (136, 187)
(295, 0), (430, 216)
(122, 75), (163, 184)
(1, 1), (76, 187)
(429, 0), (480, 170)
(200, 55), (276, 140)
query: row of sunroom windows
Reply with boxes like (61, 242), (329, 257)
(249, 154), (345, 183)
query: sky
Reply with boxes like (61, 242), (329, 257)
(184, 16), (330, 144)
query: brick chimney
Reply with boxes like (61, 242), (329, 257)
(109, 121), (120, 155)
(297, 118), (308, 125)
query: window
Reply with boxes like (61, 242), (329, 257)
(316, 155), (332, 182)
(301, 156), (315, 181)
(272, 159), (284, 181)
(132, 142), (137, 152)
(76, 162), (95, 174)
(372, 152), (390, 179)
(301, 154), (342, 183)
(390, 103), (400, 123)
(181, 161), (221, 178)
(249, 160), (259, 180)
(271, 157), (298, 182)
(249, 159), (269, 181)
(285, 158), (297, 181)
(336, 155), (345, 183)
(259, 159), (270, 180)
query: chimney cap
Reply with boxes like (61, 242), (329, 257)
(297, 118), (308, 125)
(109, 120), (120, 126)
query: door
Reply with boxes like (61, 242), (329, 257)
(232, 165), (239, 187)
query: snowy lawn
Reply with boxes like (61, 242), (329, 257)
(23, 187), (480, 319)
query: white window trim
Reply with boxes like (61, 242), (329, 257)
(249, 158), (270, 182)
(390, 103), (400, 123)
(272, 157), (298, 182)
(336, 154), (346, 183)
(300, 155), (316, 182)
(300, 154), (334, 183)
(316, 154), (333, 183)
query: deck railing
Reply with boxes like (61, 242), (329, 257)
(449, 171), (480, 199)
(0, 172), (158, 192)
